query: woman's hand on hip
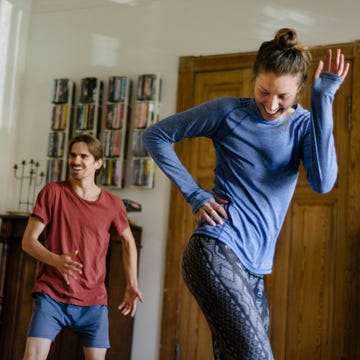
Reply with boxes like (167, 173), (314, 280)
(194, 194), (229, 227)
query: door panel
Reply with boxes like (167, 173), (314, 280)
(178, 68), (255, 360)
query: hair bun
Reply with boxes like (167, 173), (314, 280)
(274, 28), (298, 50)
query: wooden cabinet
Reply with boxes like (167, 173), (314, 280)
(0, 214), (142, 360)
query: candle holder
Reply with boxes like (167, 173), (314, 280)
(13, 160), (45, 213)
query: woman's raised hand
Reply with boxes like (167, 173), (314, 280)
(313, 48), (350, 80)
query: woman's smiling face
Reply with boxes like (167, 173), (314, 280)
(254, 72), (301, 121)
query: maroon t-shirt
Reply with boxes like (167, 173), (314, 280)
(31, 181), (129, 306)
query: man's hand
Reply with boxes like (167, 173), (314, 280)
(118, 286), (144, 317)
(53, 250), (83, 285)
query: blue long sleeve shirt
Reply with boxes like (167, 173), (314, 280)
(143, 73), (343, 274)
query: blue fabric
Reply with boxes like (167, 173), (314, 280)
(143, 73), (343, 274)
(27, 293), (110, 348)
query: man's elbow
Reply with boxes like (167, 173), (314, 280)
(21, 237), (29, 253)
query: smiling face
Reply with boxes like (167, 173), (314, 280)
(254, 72), (302, 121)
(68, 141), (103, 181)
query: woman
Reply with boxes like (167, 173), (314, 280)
(143, 28), (349, 359)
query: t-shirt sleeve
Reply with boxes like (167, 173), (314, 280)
(32, 183), (55, 225)
(112, 197), (130, 236)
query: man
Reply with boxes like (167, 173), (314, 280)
(22, 134), (143, 360)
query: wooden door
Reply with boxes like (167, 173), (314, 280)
(159, 43), (360, 360)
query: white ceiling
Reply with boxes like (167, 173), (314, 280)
(30, 0), (360, 47)
(31, 0), (141, 13)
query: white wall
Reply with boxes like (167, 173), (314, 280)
(0, 0), (32, 214)
(2, 0), (360, 359)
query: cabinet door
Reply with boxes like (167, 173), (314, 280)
(105, 240), (134, 359)
(0, 217), (40, 360)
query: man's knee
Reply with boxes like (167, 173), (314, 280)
(83, 346), (107, 360)
(23, 337), (52, 360)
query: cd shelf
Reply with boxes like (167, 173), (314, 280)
(73, 77), (103, 137)
(101, 76), (132, 188)
(130, 74), (162, 189)
(46, 78), (74, 183)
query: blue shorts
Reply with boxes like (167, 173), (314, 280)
(27, 293), (110, 348)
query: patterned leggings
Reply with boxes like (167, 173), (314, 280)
(182, 235), (274, 360)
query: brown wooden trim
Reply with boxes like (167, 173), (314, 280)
(179, 51), (256, 73)
(344, 39), (360, 360)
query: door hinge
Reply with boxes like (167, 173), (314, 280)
(347, 96), (352, 132)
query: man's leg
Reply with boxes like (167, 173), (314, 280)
(83, 347), (107, 360)
(73, 304), (109, 358)
(23, 294), (64, 360)
(23, 337), (52, 360)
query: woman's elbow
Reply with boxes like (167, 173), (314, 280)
(311, 175), (338, 194)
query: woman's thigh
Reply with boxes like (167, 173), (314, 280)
(182, 235), (274, 360)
